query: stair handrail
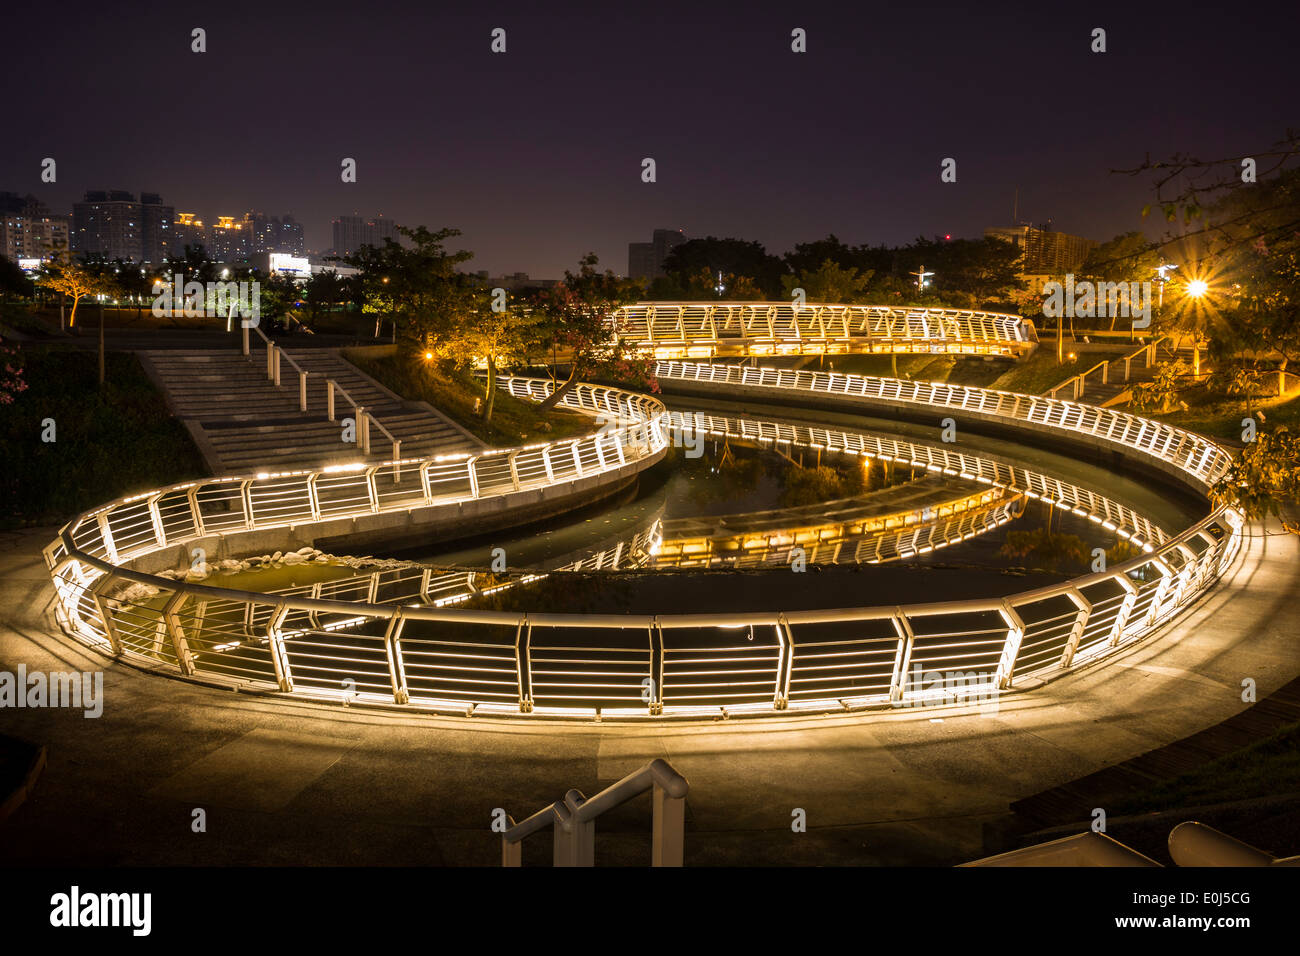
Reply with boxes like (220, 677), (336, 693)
(502, 758), (689, 867)
(1046, 335), (1170, 402)
(239, 326), (400, 463)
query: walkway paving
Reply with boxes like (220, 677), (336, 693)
(1, 520), (1296, 866)
(137, 347), (481, 473)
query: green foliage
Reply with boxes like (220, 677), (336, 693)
(1212, 425), (1300, 534)
(343, 349), (591, 447)
(999, 528), (1091, 572)
(781, 258), (873, 303)
(0, 348), (207, 527)
(780, 461), (864, 507)
(1129, 359), (1191, 414)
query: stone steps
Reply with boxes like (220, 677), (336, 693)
(137, 348), (482, 474)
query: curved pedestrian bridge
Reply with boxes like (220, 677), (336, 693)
(613, 302), (1038, 359)
(43, 362), (1241, 721)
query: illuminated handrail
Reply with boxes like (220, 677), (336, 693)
(501, 758), (689, 866)
(653, 360), (1233, 492)
(42, 368), (1241, 721)
(614, 301), (1038, 359)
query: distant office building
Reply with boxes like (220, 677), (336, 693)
(331, 214), (400, 257)
(984, 224), (1097, 279)
(71, 190), (173, 263)
(0, 192), (70, 262)
(628, 228), (686, 279)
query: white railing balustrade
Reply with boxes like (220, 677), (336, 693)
(614, 302), (1038, 359)
(41, 367), (1241, 720)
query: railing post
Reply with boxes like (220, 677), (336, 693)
(162, 590), (196, 675)
(1107, 574), (1140, 647)
(994, 600), (1026, 689)
(555, 791), (595, 867)
(502, 819), (522, 867)
(383, 609), (410, 704)
(241, 322), (249, 356)
(358, 407), (370, 454)
(327, 380), (336, 421)
(1059, 587), (1092, 668)
(299, 369), (308, 411)
(888, 611), (915, 703)
(90, 572), (124, 656)
(267, 602), (294, 692)
(273, 347), (281, 386)
(652, 782), (686, 866)
(266, 341), (275, 380)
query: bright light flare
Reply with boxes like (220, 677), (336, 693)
(1186, 279), (1209, 298)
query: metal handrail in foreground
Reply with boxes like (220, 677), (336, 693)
(41, 368), (1241, 720)
(502, 759), (689, 866)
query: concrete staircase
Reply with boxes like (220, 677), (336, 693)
(137, 348), (482, 475)
(1047, 339), (1184, 407)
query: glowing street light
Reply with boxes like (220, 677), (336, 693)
(1187, 279), (1209, 298)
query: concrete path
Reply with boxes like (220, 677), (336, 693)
(0, 522), (1296, 866)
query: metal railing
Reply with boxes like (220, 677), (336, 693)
(614, 301), (1038, 359)
(244, 325), (403, 460)
(42, 368), (1241, 720)
(654, 360), (1232, 493)
(1046, 337), (1171, 402)
(502, 759), (688, 866)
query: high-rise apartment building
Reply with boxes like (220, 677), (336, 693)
(71, 190), (173, 263)
(0, 192), (70, 262)
(244, 211), (305, 256)
(331, 214), (400, 257)
(984, 224), (1097, 277)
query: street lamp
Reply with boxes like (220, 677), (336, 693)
(1187, 279), (1208, 298)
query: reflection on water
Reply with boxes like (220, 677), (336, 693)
(202, 405), (1192, 614)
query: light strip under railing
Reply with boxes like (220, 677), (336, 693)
(41, 371), (1242, 720)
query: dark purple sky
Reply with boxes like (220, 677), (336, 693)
(4, 1), (1293, 276)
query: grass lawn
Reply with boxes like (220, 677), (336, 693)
(1114, 720), (1300, 814)
(343, 348), (594, 447)
(824, 349), (1109, 396)
(0, 346), (208, 528)
(1137, 381), (1300, 442)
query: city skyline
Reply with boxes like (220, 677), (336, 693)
(2, 3), (1292, 276)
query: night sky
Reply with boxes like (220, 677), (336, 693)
(3, 0), (1293, 276)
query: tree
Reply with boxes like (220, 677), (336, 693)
(437, 287), (544, 424)
(1079, 232), (1163, 331)
(1211, 426), (1300, 535)
(0, 256), (32, 302)
(39, 261), (110, 329)
(535, 254), (648, 410)
(662, 237), (787, 298)
(781, 258), (873, 303)
(344, 226), (473, 353)
(1129, 359), (1190, 414)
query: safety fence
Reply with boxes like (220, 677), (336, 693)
(614, 301), (1037, 359)
(42, 367), (1241, 720)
